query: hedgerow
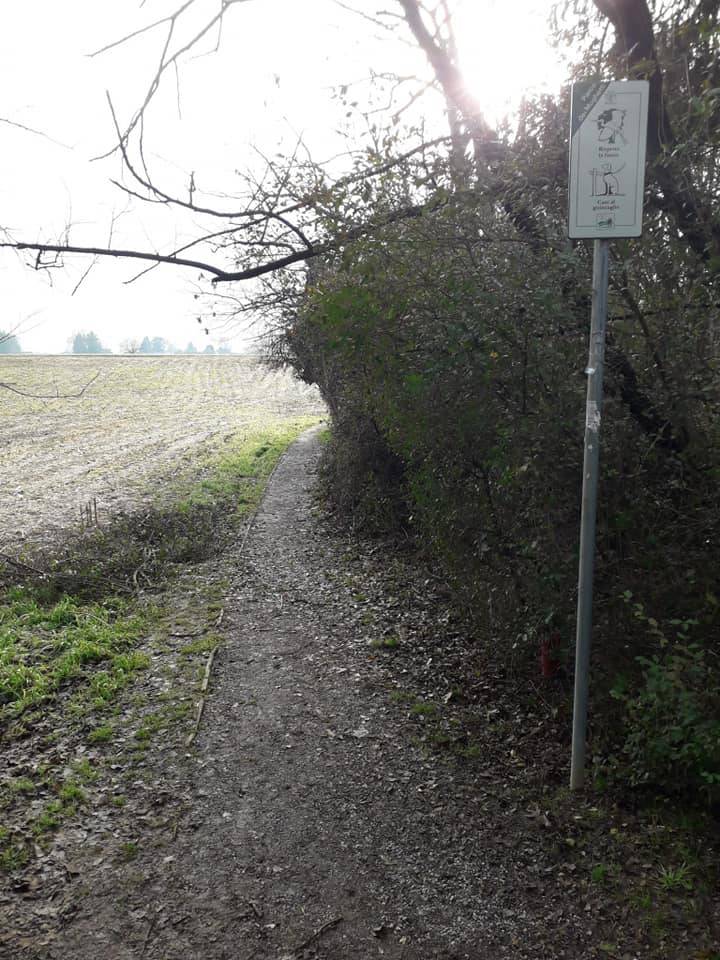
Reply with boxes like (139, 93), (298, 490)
(275, 8), (720, 801)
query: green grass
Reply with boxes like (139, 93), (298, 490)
(410, 700), (438, 717)
(389, 689), (415, 704)
(134, 711), (166, 743)
(175, 418), (318, 519)
(87, 724), (114, 744)
(0, 421), (315, 874)
(59, 781), (86, 805)
(180, 633), (219, 656)
(71, 759), (100, 783)
(119, 841), (139, 861)
(7, 777), (35, 794)
(32, 800), (64, 835)
(657, 861), (694, 891)
(371, 634), (400, 650)
(0, 842), (30, 872)
(0, 592), (152, 724)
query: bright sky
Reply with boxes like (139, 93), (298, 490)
(0, 1), (566, 354)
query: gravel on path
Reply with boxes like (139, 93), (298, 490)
(39, 429), (604, 959)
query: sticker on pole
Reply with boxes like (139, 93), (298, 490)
(568, 80), (649, 238)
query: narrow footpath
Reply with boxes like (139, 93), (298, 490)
(40, 430), (661, 960)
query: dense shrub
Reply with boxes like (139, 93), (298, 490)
(273, 2), (720, 799)
(611, 603), (720, 802)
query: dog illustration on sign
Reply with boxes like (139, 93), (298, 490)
(596, 107), (627, 144)
(589, 162), (625, 197)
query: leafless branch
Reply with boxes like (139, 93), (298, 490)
(70, 259), (97, 296)
(88, 0), (197, 58)
(2, 180), (538, 290)
(332, 1), (399, 32)
(92, 0), (254, 159)
(70, 205), (127, 295)
(106, 86), (451, 222)
(2, 239), (234, 278)
(0, 117), (71, 149)
(123, 223), (259, 284)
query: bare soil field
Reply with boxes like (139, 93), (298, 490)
(0, 355), (324, 550)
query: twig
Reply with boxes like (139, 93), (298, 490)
(200, 646), (217, 693)
(0, 116), (71, 148)
(186, 698), (206, 747)
(0, 552), (46, 576)
(140, 916), (156, 956)
(185, 645), (218, 745)
(70, 258), (98, 296)
(171, 607), (223, 640)
(288, 917), (343, 956)
(0, 371), (100, 399)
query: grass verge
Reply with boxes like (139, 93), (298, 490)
(0, 417), (319, 872)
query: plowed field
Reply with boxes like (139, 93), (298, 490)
(0, 355), (324, 550)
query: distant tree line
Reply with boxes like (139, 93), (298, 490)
(1, 329), (235, 355)
(71, 331), (112, 354)
(68, 332), (233, 355)
(0, 330), (22, 354)
(121, 335), (231, 355)
(0, 330), (233, 355)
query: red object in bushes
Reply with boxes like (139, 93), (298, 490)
(540, 630), (561, 678)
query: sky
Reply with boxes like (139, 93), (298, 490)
(0, 1), (567, 354)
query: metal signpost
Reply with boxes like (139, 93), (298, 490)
(567, 80), (649, 790)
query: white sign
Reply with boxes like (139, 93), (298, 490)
(568, 80), (649, 238)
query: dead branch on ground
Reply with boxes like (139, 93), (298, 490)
(0, 371), (100, 399)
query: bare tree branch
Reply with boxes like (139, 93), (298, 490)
(1, 186), (537, 289)
(0, 117), (71, 149)
(70, 202), (129, 295)
(397, 0), (495, 159)
(88, 0), (197, 58)
(92, 0), (254, 160)
(1, 239), (235, 279)
(105, 87), (452, 222)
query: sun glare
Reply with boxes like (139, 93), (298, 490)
(453, 0), (566, 128)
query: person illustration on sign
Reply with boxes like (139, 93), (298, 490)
(596, 107), (627, 145)
(590, 162), (625, 196)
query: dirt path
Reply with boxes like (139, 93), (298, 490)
(27, 430), (552, 959)
(20, 429), (716, 960)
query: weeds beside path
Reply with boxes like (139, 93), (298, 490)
(2, 429), (718, 959)
(0, 419), (319, 953)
